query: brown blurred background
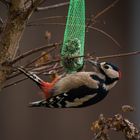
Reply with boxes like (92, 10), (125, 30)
(0, 0), (140, 140)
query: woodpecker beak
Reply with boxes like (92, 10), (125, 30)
(88, 60), (100, 70)
(88, 60), (98, 66)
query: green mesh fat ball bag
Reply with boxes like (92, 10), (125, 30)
(61, 0), (85, 73)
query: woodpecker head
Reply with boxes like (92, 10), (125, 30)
(99, 62), (121, 80)
(89, 60), (121, 80)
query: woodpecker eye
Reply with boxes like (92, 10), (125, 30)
(104, 65), (109, 69)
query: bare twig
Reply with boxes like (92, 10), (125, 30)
(0, 0), (10, 7)
(28, 16), (66, 24)
(96, 51), (140, 60)
(4, 66), (62, 89)
(86, 15), (95, 32)
(4, 50), (140, 89)
(3, 77), (28, 89)
(28, 22), (121, 48)
(58, 51), (140, 62)
(7, 50), (140, 81)
(30, 0), (120, 30)
(11, 43), (61, 64)
(36, 0), (119, 12)
(7, 50), (140, 82)
(86, 0), (119, 31)
(0, 17), (3, 34)
(3, 66), (63, 89)
(7, 59), (61, 81)
(0, 17), (4, 25)
(36, 1), (69, 11)
(6, 64), (54, 80)
(89, 26), (121, 47)
(32, 0), (119, 32)
(94, 0), (119, 19)
(91, 105), (140, 140)
(25, 45), (59, 67)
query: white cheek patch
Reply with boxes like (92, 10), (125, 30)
(100, 63), (119, 79)
(106, 69), (119, 79)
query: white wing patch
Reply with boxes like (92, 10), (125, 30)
(65, 94), (97, 107)
(103, 81), (118, 90)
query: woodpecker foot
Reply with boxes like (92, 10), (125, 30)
(51, 73), (59, 80)
(49, 73), (60, 86)
(49, 70), (59, 80)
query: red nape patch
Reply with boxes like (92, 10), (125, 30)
(119, 70), (122, 79)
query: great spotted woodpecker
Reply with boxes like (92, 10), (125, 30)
(18, 61), (121, 108)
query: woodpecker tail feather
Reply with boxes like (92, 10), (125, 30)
(18, 67), (44, 86)
(29, 99), (46, 107)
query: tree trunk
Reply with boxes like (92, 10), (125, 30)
(0, 0), (42, 89)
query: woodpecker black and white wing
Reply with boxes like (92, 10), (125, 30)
(51, 72), (100, 96)
(29, 99), (46, 107)
(29, 72), (108, 108)
(29, 84), (108, 108)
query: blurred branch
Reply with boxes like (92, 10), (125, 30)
(96, 51), (140, 60)
(11, 43), (60, 64)
(91, 105), (139, 140)
(4, 77), (28, 89)
(30, 0), (120, 30)
(86, 0), (120, 30)
(7, 51), (140, 80)
(36, 1), (69, 11)
(28, 22), (121, 48)
(89, 26), (121, 48)
(7, 59), (61, 81)
(0, 17), (4, 24)
(0, 0), (10, 7)
(7, 63), (54, 80)
(24, 45), (59, 67)
(7, 44), (60, 81)
(0, 0), (45, 88)
(7, 50), (140, 82)
(3, 65), (63, 89)
(30, 0), (119, 32)
(0, 17), (3, 34)
(4, 50), (140, 89)
(94, 0), (119, 20)
(86, 15), (95, 32)
(28, 16), (66, 25)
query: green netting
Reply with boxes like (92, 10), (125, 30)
(61, 0), (85, 73)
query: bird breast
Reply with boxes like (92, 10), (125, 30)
(52, 72), (100, 96)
